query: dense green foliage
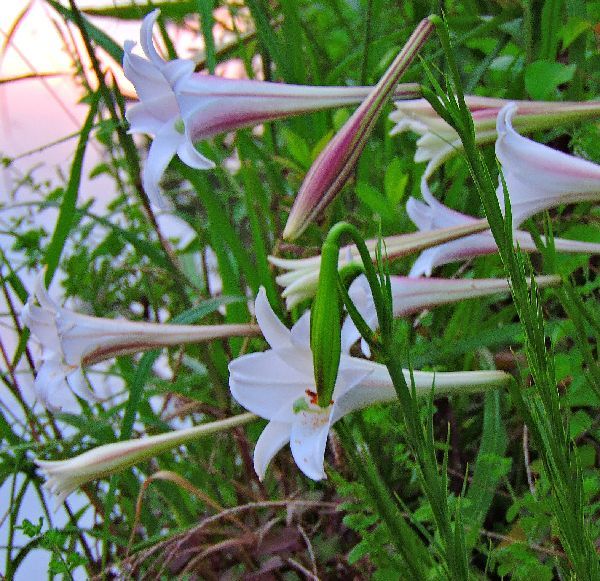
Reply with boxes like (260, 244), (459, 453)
(1, 0), (599, 578)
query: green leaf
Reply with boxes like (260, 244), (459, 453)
(540, 0), (564, 60)
(383, 158), (408, 206)
(196, 0), (217, 73)
(347, 539), (371, 564)
(356, 182), (393, 217)
(524, 60), (576, 100)
(80, 2), (198, 19)
(281, 127), (312, 169)
(44, 93), (99, 286)
(245, 0), (292, 80)
(16, 518), (44, 538)
(47, 1), (124, 64)
(280, 0), (307, 84)
(561, 17), (591, 51)
(569, 410), (592, 439)
(464, 391), (509, 549)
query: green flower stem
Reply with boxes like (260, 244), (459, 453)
(337, 421), (431, 579)
(325, 222), (389, 336)
(337, 265), (378, 351)
(380, 346), (470, 579)
(320, 222), (473, 575)
(239, 161), (283, 314)
(430, 15), (600, 580)
(312, 222), (389, 406)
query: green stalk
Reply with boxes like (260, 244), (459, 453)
(323, 221), (471, 576)
(196, 0), (217, 73)
(380, 348), (469, 579)
(178, 162), (258, 293)
(430, 16), (600, 579)
(44, 93), (99, 286)
(239, 163), (281, 312)
(337, 421), (431, 579)
(361, 0), (374, 85)
(66, 0), (186, 288)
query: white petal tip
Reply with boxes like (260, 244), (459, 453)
(496, 102), (518, 134)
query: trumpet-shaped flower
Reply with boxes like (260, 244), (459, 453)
(36, 412), (255, 505)
(389, 96), (600, 184)
(283, 18), (434, 239)
(125, 10), (419, 207)
(124, 10), (212, 207)
(270, 219), (489, 308)
(21, 273), (258, 411)
(406, 183), (600, 277)
(341, 273), (560, 355)
(496, 103), (600, 226)
(229, 288), (510, 481)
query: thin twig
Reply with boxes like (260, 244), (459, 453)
(479, 528), (565, 558)
(285, 557), (321, 581)
(523, 424), (536, 497)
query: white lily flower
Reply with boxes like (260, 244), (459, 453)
(124, 10), (213, 207)
(496, 103), (600, 227)
(229, 288), (510, 481)
(342, 273), (560, 356)
(21, 273), (258, 411)
(270, 219), (489, 309)
(406, 182), (600, 277)
(125, 10), (419, 208)
(36, 412), (255, 506)
(389, 96), (600, 183)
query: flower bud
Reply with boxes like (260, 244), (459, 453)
(283, 18), (434, 239)
(310, 239), (344, 408)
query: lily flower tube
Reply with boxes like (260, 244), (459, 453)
(21, 272), (259, 411)
(229, 288), (510, 481)
(389, 96), (600, 184)
(341, 273), (561, 356)
(270, 218), (490, 308)
(124, 10), (420, 207)
(283, 18), (435, 240)
(36, 412), (256, 506)
(406, 182), (600, 277)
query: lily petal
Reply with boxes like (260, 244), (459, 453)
(229, 352), (310, 421)
(283, 19), (434, 240)
(125, 11), (419, 208)
(123, 41), (173, 106)
(66, 368), (102, 403)
(23, 271), (258, 410)
(175, 138), (215, 170)
(341, 273), (560, 354)
(142, 124), (182, 208)
(139, 9), (165, 68)
(390, 96), (600, 185)
(289, 410), (331, 480)
(254, 288), (293, 350)
(331, 380), (396, 424)
(21, 302), (60, 346)
(254, 421), (291, 481)
(35, 359), (76, 412)
(406, 184), (600, 277)
(229, 288), (512, 482)
(290, 310), (311, 349)
(496, 103), (600, 226)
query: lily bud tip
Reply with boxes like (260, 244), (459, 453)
(282, 215), (303, 241)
